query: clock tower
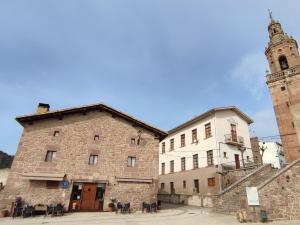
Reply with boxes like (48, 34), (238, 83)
(265, 12), (300, 162)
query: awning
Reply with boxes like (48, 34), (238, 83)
(115, 177), (153, 183)
(22, 173), (65, 181)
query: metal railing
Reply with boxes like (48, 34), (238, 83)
(224, 134), (244, 146)
(266, 65), (300, 83)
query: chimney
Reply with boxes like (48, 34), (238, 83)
(37, 103), (50, 114)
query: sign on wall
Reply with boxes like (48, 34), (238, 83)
(246, 187), (260, 206)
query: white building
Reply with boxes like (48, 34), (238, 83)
(0, 169), (10, 190)
(259, 141), (285, 169)
(159, 106), (253, 196)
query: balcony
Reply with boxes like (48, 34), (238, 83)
(224, 134), (244, 146)
(266, 65), (300, 84)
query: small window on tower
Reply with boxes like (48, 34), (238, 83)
(281, 86), (286, 91)
(279, 55), (289, 70)
(292, 122), (295, 128)
(53, 131), (59, 137)
(94, 135), (99, 141)
(131, 138), (136, 144)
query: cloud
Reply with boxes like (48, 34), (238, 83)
(250, 107), (279, 138)
(231, 52), (268, 99)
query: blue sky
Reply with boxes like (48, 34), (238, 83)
(1, 1), (299, 155)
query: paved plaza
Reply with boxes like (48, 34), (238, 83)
(0, 205), (300, 225)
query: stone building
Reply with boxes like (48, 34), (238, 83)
(0, 103), (167, 211)
(265, 13), (300, 162)
(158, 106), (254, 206)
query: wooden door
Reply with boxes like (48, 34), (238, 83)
(235, 154), (240, 169)
(81, 183), (97, 211)
(194, 179), (199, 193)
(231, 124), (237, 142)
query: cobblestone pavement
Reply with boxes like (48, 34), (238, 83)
(0, 205), (299, 225)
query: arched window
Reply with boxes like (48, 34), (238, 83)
(279, 55), (289, 70)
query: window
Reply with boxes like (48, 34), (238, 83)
(231, 124), (237, 142)
(223, 152), (227, 158)
(161, 163), (165, 175)
(127, 156), (136, 167)
(192, 129), (197, 143)
(170, 139), (174, 151)
(194, 179), (199, 193)
(94, 135), (99, 141)
(161, 183), (165, 189)
(53, 131), (59, 137)
(183, 180), (186, 189)
(72, 183), (82, 200)
(205, 123), (212, 138)
(181, 157), (186, 171)
(131, 138), (136, 144)
(170, 160), (174, 173)
(45, 151), (56, 162)
(170, 182), (175, 194)
(281, 86), (286, 91)
(279, 55), (289, 70)
(246, 156), (250, 162)
(207, 150), (214, 166)
(89, 155), (98, 165)
(292, 122), (295, 128)
(162, 142), (165, 154)
(46, 181), (59, 189)
(208, 178), (215, 187)
(180, 134), (185, 147)
(193, 154), (198, 169)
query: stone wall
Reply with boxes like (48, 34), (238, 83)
(222, 165), (260, 189)
(0, 110), (161, 211)
(158, 193), (216, 208)
(214, 164), (275, 214)
(250, 137), (262, 165)
(257, 157), (300, 220)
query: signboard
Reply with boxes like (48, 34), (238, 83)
(246, 187), (260, 206)
(62, 180), (69, 189)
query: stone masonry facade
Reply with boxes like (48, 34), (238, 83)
(265, 17), (300, 162)
(214, 157), (300, 221)
(0, 105), (166, 211)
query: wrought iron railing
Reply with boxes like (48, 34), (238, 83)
(224, 134), (244, 146)
(266, 65), (300, 83)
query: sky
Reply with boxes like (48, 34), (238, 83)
(1, 1), (300, 155)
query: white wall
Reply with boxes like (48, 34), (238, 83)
(0, 169), (9, 186)
(215, 110), (253, 167)
(259, 141), (285, 168)
(159, 115), (217, 174)
(159, 109), (253, 175)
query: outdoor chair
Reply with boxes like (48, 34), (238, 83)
(53, 204), (64, 216)
(123, 203), (130, 214)
(45, 204), (55, 217)
(150, 202), (157, 213)
(12, 197), (23, 218)
(115, 202), (124, 214)
(142, 202), (151, 213)
(22, 205), (35, 218)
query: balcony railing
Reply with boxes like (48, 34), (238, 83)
(266, 65), (300, 84)
(224, 134), (244, 146)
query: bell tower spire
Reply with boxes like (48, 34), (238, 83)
(265, 13), (300, 163)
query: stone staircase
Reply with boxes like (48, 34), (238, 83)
(214, 164), (278, 214)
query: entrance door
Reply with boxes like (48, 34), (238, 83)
(231, 124), (237, 142)
(235, 154), (240, 169)
(194, 179), (199, 193)
(170, 182), (175, 194)
(81, 183), (97, 211)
